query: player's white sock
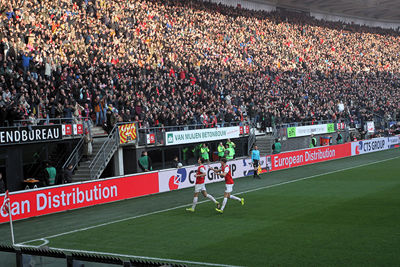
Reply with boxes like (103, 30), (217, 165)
(191, 197), (198, 209)
(207, 194), (217, 204)
(230, 195), (241, 202)
(221, 197), (228, 210)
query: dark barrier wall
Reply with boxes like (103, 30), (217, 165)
(5, 147), (24, 192)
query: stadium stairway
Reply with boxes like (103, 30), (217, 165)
(255, 134), (275, 156)
(71, 137), (107, 182)
(71, 126), (109, 182)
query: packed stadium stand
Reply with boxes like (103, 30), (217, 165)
(1, 0), (399, 132)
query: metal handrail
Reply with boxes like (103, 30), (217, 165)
(62, 137), (85, 170)
(89, 124), (120, 179)
(136, 120), (248, 132)
(10, 117), (91, 126)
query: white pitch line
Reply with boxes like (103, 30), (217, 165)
(18, 155), (400, 247)
(44, 247), (243, 267)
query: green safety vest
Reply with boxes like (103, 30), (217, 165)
(217, 145), (225, 157)
(46, 167), (56, 185)
(309, 137), (317, 148)
(337, 134), (343, 144)
(226, 147), (234, 160)
(200, 147), (209, 160)
(227, 141), (236, 148)
(273, 142), (281, 154)
(139, 155), (151, 170)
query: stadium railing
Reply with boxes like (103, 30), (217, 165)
(136, 120), (249, 147)
(0, 245), (187, 267)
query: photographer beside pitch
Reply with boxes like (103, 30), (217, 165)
(213, 158), (244, 213)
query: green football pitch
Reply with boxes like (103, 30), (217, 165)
(1, 149), (400, 266)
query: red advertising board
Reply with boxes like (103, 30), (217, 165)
(0, 172), (158, 223)
(271, 143), (351, 171)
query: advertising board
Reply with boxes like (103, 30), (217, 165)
(158, 158), (268, 192)
(0, 125), (62, 145)
(351, 137), (388, 155)
(271, 143), (351, 171)
(387, 136), (400, 148)
(119, 123), (137, 144)
(287, 123), (335, 138)
(0, 173), (158, 223)
(165, 127), (240, 146)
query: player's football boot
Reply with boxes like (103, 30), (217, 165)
(215, 208), (223, 214)
(186, 208), (195, 212)
(241, 198), (245, 206)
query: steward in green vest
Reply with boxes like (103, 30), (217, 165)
(225, 144), (234, 160)
(309, 134), (317, 148)
(336, 131), (343, 144)
(226, 138), (236, 149)
(272, 138), (281, 154)
(217, 142), (225, 159)
(45, 162), (56, 186)
(138, 151), (152, 172)
(200, 144), (210, 161)
(192, 144), (202, 161)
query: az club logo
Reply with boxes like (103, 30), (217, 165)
(168, 168), (187, 190)
(167, 133), (173, 144)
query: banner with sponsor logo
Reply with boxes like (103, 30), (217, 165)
(0, 125), (62, 145)
(147, 133), (155, 144)
(165, 126), (240, 146)
(0, 173), (158, 223)
(158, 158), (268, 192)
(62, 124), (84, 136)
(351, 137), (388, 155)
(337, 122), (346, 130)
(387, 135), (400, 148)
(366, 121), (375, 133)
(271, 143), (351, 171)
(287, 123), (335, 138)
(119, 123), (137, 144)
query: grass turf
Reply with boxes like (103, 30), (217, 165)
(1, 149), (400, 266)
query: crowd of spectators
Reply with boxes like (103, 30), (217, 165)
(1, 0), (400, 131)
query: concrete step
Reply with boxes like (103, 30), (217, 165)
(74, 171), (91, 177)
(72, 177), (92, 182)
(92, 127), (108, 138)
